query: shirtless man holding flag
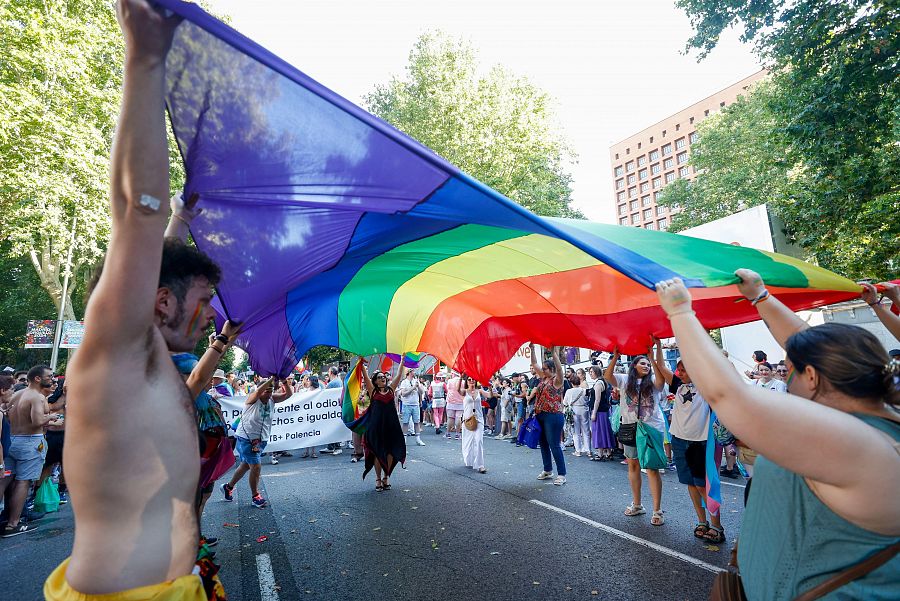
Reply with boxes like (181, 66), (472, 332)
(44, 2), (227, 598)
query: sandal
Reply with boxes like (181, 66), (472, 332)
(624, 503), (646, 516)
(703, 525), (725, 544)
(350, 456), (359, 463)
(382, 478), (391, 490)
(694, 521), (710, 539)
(651, 510), (665, 526)
(375, 478), (384, 492)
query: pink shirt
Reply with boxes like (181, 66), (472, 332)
(445, 376), (464, 410)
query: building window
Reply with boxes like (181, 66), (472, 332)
(619, 205), (627, 216)
(640, 181), (650, 192)
(643, 208), (652, 219)
(615, 153), (620, 160)
(665, 172), (675, 183)
(627, 173), (636, 184)
(689, 131), (698, 144)
(652, 178), (662, 189)
(637, 156), (646, 167)
(704, 109), (709, 117)
(662, 143), (672, 156)
(679, 166), (690, 178)
(628, 187), (637, 198)
(662, 129), (667, 137)
(654, 191), (661, 201)
(630, 200), (638, 211)
(617, 191), (625, 202)
(616, 179), (624, 190)
(626, 161), (635, 172)
(676, 138), (686, 150)
(677, 152), (689, 164)
(664, 158), (673, 169)
(656, 206), (666, 216)
(649, 149), (659, 161)
(658, 218), (667, 230)
(689, 117), (695, 124)
(720, 101), (725, 107)
(620, 218), (628, 226)
(631, 214), (640, 225)
(645, 222), (655, 231)
(651, 163), (661, 175)
(614, 165), (623, 176)
(638, 168), (648, 181)
(642, 195), (651, 207)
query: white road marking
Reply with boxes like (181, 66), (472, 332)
(529, 499), (725, 574)
(720, 481), (746, 489)
(256, 552), (280, 601)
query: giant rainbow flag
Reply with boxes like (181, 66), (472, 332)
(156, 1), (863, 381)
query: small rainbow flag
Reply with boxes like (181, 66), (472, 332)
(705, 411), (723, 517)
(386, 352), (425, 368)
(342, 358), (370, 435)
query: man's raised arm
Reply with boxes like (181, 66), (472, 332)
(84, 1), (182, 350)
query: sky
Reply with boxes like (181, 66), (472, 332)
(205, 0), (762, 223)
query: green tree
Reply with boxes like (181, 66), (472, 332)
(673, 0), (900, 279)
(0, 0), (187, 323)
(304, 346), (354, 375)
(365, 32), (582, 218)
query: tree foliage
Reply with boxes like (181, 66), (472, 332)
(671, 0), (899, 279)
(365, 32), (582, 218)
(1, 1), (188, 304)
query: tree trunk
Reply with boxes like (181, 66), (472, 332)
(29, 244), (77, 323)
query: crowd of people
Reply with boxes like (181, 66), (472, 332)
(1, 3), (898, 600)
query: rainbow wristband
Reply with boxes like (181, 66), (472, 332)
(750, 289), (770, 306)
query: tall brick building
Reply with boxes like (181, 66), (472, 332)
(608, 70), (766, 230)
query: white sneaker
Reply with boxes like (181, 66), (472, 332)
(537, 471), (553, 480)
(332, 448), (343, 455)
(553, 475), (566, 486)
(416, 438), (426, 446)
(270, 455), (279, 465)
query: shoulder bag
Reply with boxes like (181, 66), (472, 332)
(709, 540), (900, 601)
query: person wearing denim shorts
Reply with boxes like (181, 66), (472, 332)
(221, 378), (292, 508)
(398, 373), (425, 446)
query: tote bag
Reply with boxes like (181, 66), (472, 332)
(522, 416), (542, 449)
(636, 421), (667, 470)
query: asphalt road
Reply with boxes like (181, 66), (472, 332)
(3, 430), (746, 600)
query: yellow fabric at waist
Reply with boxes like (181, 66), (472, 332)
(44, 558), (206, 601)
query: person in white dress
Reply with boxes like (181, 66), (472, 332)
(460, 375), (487, 473)
(564, 373), (591, 456)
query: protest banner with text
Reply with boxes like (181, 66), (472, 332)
(217, 387), (351, 451)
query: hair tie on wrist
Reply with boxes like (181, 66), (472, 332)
(214, 334), (229, 344)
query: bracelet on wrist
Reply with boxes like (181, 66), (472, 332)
(750, 289), (770, 306)
(667, 309), (696, 318)
(214, 334), (229, 345)
(209, 345), (224, 354)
